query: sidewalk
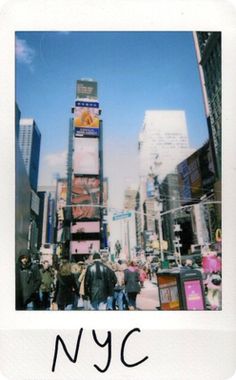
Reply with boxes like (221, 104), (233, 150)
(136, 279), (160, 311)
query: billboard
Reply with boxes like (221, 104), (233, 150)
(73, 138), (99, 175)
(56, 179), (67, 214)
(56, 179), (67, 242)
(72, 177), (100, 220)
(76, 80), (97, 99)
(70, 240), (100, 254)
(184, 280), (204, 310)
(199, 143), (215, 189)
(71, 221), (100, 234)
(74, 101), (99, 137)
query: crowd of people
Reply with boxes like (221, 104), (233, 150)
(15, 248), (150, 311)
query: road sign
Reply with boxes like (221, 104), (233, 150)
(112, 211), (132, 221)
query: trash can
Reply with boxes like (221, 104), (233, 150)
(156, 268), (206, 310)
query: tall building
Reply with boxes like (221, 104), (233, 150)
(15, 104), (32, 257)
(138, 110), (194, 247)
(60, 79), (103, 261)
(193, 32), (221, 180)
(19, 118), (41, 192)
(138, 110), (193, 182)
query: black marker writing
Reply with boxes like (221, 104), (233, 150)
(92, 330), (112, 373)
(121, 328), (149, 367)
(52, 328), (83, 372)
(51, 328), (149, 373)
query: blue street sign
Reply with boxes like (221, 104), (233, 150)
(112, 211), (132, 221)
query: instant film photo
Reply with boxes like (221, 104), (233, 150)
(0, 0), (236, 379)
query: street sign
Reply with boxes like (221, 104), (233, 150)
(112, 211), (132, 221)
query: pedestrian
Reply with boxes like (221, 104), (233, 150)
(101, 254), (117, 310)
(139, 265), (147, 288)
(52, 260), (79, 310)
(124, 261), (141, 310)
(15, 248), (41, 310)
(84, 252), (111, 310)
(113, 263), (125, 310)
(71, 262), (82, 310)
(78, 262), (91, 310)
(39, 260), (54, 310)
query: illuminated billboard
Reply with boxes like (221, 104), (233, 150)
(56, 179), (67, 213)
(70, 240), (100, 254)
(71, 221), (100, 234)
(76, 80), (97, 99)
(73, 101), (99, 137)
(72, 177), (100, 220)
(56, 179), (67, 242)
(73, 138), (99, 175)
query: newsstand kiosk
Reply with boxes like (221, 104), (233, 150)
(156, 268), (206, 310)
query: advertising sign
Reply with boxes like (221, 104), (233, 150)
(73, 138), (99, 175)
(199, 142), (215, 189)
(184, 280), (204, 310)
(76, 80), (97, 99)
(158, 276), (180, 310)
(71, 221), (100, 234)
(73, 101), (99, 137)
(56, 179), (67, 213)
(70, 240), (100, 254)
(72, 177), (100, 220)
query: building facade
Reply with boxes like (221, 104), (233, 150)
(193, 32), (221, 180)
(19, 118), (41, 192)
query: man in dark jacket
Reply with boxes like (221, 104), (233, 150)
(84, 252), (111, 310)
(15, 248), (41, 310)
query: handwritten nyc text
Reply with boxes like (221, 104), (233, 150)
(52, 328), (149, 373)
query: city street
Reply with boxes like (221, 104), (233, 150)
(136, 279), (160, 311)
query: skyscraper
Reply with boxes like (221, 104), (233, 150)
(193, 32), (221, 180)
(138, 110), (193, 181)
(19, 118), (41, 192)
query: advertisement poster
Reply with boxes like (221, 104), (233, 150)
(73, 104), (99, 128)
(184, 280), (204, 310)
(70, 239), (100, 254)
(158, 276), (180, 310)
(73, 137), (99, 175)
(71, 221), (100, 234)
(72, 177), (100, 220)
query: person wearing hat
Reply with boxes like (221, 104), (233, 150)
(84, 252), (111, 310)
(15, 248), (41, 310)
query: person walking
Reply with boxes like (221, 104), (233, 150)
(84, 252), (111, 310)
(39, 260), (54, 310)
(53, 260), (79, 310)
(113, 263), (125, 310)
(15, 248), (41, 310)
(124, 261), (141, 310)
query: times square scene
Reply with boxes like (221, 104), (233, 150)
(15, 32), (221, 311)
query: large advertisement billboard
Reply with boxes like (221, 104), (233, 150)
(72, 177), (100, 220)
(74, 101), (99, 137)
(70, 240), (100, 254)
(71, 221), (100, 234)
(76, 80), (97, 99)
(178, 142), (216, 205)
(73, 137), (99, 175)
(56, 179), (67, 242)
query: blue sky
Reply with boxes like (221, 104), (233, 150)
(16, 31), (208, 207)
